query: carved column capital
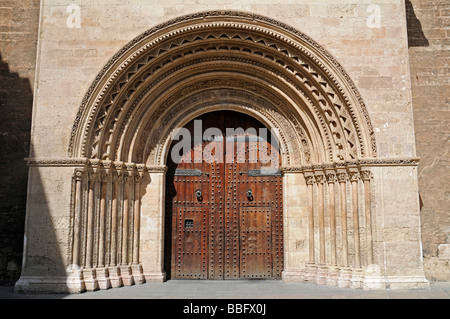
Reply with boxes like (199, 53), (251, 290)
(348, 169), (359, 182)
(305, 174), (315, 185)
(74, 169), (85, 181)
(102, 160), (113, 173)
(114, 161), (127, 173)
(88, 172), (100, 181)
(326, 172), (336, 183)
(126, 163), (137, 172)
(123, 174), (134, 184)
(360, 170), (372, 181)
(314, 172), (326, 184)
(100, 172), (109, 183)
(336, 172), (347, 183)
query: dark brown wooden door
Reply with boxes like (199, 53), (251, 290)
(165, 111), (283, 279)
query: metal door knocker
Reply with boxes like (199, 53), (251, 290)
(195, 189), (202, 201)
(246, 189), (253, 201)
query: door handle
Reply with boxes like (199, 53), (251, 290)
(246, 189), (253, 200)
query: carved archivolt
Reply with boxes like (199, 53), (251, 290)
(69, 11), (377, 167)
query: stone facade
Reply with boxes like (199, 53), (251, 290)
(0, 0), (40, 285)
(0, 0), (447, 290)
(406, 0), (450, 282)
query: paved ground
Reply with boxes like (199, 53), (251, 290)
(1, 280), (449, 299)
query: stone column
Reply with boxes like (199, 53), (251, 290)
(361, 170), (373, 265)
(305, 174), (315, 265)
(337, 170), (351, 288)
(108, 171), (122, 288)
(349, 169), (363, 288)
(72, 170), (83, 268)
(315, 172), (328, 285)
(337, 171), (348, 267)
(83, 172), (98, 291)
(326, 171), (339, 286)
(96, 172), (111, 290)
(326, 172), (337, 265)
(120, 174), (134, 286)
(302, 173), (316, 282)
(131, 172), (145, 284)
(316, 173), (326, 265)
(349, 169), (361, 268)
(66, 169), (85, 293)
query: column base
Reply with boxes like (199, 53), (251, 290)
(144, 271), (166, 282)
(96, 267), (111, 290)
(326, 266), (340, 287)
(108, 266), (123, 288)
(316, 265), (329, 285)
(14, 276), (70, 294)
(66, 264), (85, 293)
(350, 268), (364, 289)
(385, 276), (430, 290)
(337, 267), (352, 288)
(119, 265), (134, 286)
(281, 270), (307, 282)
(132, 263), (146, 284)
(83, 268), (98, 291)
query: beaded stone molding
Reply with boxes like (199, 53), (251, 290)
(68, 11), (377, 166)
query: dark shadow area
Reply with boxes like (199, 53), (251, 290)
(0, 52), (33, 285)
(12, 144), (67, 297)
(405, 0), (429, 47)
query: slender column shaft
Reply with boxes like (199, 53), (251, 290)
(337, 172), (348, 267)
(327, 173), (337, 265)
(350, 171), (361, 267)
(317, 174), (325, 264)
(98, 176), (106, 267)
(133, 179), (141, 264)
(86, 177), (95, 268)
(110, 180), (118, 266)
(362, 171), (373, 265)
(306, 175), (315, 264)
(122, 176), (130, 265)
(72, 171), (83, 267)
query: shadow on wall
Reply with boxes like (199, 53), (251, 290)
(0, 52), (33, 285)
(405, 0), (429, 47)
(13, 145), (67, 296)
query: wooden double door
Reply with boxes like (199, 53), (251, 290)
(165, 111), (283, 279)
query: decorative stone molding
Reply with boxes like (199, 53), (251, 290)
(68, 163), (149, 293)
(336, 171), (348, 183)
(68, 11), (377, 167)
(326, 172), (336, 183)
(25, 157), (89, 167)
(29, 10), (426, 293)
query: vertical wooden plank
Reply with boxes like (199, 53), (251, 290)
(166, 111), (283, 280)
